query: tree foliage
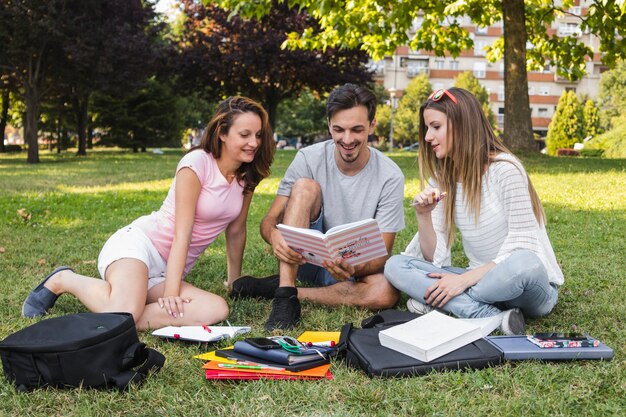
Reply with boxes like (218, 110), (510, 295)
(453, 72), (497, 130)
(0, 0), (166, 162)
(177, 1), (372, 129)
(582, 100), (602, 139)
(92, 79), (185, 152)
(217, 0), (626, 150)
(598, 58), (626, 126)
(393, 74), (431, 144)
(545, 90), (584, 155)
(276, 89), (327, 143)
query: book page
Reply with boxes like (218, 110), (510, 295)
(152, 325), (250, 342)
(325, 219), (388, 266)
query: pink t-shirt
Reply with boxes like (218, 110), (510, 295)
(133, 150), (244, 276)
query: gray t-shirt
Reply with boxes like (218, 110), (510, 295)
(277, 140), (405, 233)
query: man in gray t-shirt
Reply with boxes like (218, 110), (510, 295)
(232, 84), (405, 330)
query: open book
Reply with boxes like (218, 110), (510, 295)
(378, 311), (483, 362)
(276, 218), (388, 267)
(152, 325), (250, 343)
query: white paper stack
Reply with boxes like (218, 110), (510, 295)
(378, 311), (483, 362)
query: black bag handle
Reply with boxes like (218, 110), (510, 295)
(110, 347), (165, 390)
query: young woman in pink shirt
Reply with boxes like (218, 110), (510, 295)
(22, 97), (275, 330)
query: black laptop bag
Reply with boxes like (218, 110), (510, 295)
(338, 309), (503, 378)
(0, 312), (165, 391)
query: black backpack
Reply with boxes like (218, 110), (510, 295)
(0, 312), (165, 391)
(338, 309), (503, 378)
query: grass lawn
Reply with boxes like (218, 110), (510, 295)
(0, 148), (624, 416)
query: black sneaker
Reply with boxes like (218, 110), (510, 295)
(265, 287), (301, 331)
(230, 275), (280, 300)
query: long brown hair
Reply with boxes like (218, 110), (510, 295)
(417, 87), (545, 245)
(198, 96), (274, 193)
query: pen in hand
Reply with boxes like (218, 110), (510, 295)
(411, 191), (447, 207)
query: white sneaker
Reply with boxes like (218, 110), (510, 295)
(500, 308), (526, 335)
(406, 298), (434, 315)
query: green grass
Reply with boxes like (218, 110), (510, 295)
(0, 148), (625, 416)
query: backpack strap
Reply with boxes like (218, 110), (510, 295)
(110, 346), (165, 390)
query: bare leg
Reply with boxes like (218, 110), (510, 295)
(298, 273), (399, 309)
(44, 259), (149, 318)
(279, 178), (322, 287)
(138, 281), (228, 330)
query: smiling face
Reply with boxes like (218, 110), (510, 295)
(423, 108), (452, 159)
(219, 112), (262, 164)
(328, 105), (374, 170)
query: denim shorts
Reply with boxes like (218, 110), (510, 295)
(97, 225), (167, 290)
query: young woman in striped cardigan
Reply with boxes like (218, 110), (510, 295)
(384, 88), (563, 335)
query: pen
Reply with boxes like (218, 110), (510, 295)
(411, 191), (447, 207)
(218, 363), (285, 371)
(304, 340), (336, 347)
(202, 324), (211, 333)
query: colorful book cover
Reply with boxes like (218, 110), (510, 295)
(526, 335), (600, 348)
(277, 218), (387, 267)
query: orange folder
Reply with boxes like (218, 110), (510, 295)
(202, 360), (331, 379)
(205, 368), (333, 381)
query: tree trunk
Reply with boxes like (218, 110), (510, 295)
(24, 85), (41, 163)
(502, 0), (535, 151)
(56, 117), (61, 153)
(74, 93), (89, 156)
(87, 117), (94, 149)
(0, 88), (8, 153)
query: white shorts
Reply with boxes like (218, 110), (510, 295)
(97, 225), (167, 290)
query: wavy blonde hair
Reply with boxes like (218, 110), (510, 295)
(417, 87), (545, 245)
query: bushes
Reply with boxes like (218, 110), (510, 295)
(546, 91), (584, 155)
(579, 148), (604, 157)
(584, 118), (626, 158)
(3, 144), (22, 152)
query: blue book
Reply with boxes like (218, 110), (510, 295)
(487, 336), (614, 361)
(233, 341), (333, 365)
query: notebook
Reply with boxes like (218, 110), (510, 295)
(378, 311), (483, 362)
(151, 325), (250, 343)
(214, 347), (330, 372)
(486, 336), (614, 361)
(233, 340), (333, 365)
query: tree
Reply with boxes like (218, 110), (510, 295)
(598, 58), (626, 126)
(92, 79), (185, 152)
(582, 99), (602, 139)
(393, 74), (431, 144)
(374, 104), (391, 142)
(218, 0), (626, 151)
(454, 71), (497, 130)
(545, 90), (584, 155)
(276, 89), (327, 144)
(177, 1), (372, 128)
(58, 0), (166, 156)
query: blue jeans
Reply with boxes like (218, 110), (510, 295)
(384, 250), (558, 318)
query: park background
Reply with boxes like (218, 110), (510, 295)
(1, 1), (625, 415)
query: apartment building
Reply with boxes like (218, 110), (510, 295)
(369, 1), (606, 136)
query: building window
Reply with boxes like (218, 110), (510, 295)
(558, 22), (581, 37)
(434, 59), (445, 70)
(406, 59), (429, 77)
(538, 108), (549, 117)
(475, 26), (488, 35)
(498, 86), (505, 101)
(367, 59), (385, 76)
(450, 60), (459, 70)
(528, 86), (535, 95)
(499, 63), (505, 77)
(569, 6), (581, 16)
(474, 40), (489, 57)
(497, 107), (505, 124)
(473, 62), (486, 79)
(539, 86), (550, 96)
(565, 87), (577, 93)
